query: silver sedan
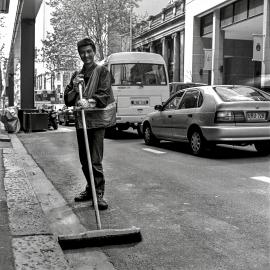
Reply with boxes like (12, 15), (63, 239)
(142, 85), (270, 156)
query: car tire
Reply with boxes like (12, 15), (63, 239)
(137, 124), (143, 138)
(143, 124), (159, 146)
(64, 118), (69, 126)
(189, 129), (206, 156)
(254, 141), (270, 155)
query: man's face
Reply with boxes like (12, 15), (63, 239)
(78, 45), (95, 65)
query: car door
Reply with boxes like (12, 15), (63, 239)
(171, 89), (201, 140)
(151, 93), (183, 139)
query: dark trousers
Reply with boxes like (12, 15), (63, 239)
(76, 128), (105, 195)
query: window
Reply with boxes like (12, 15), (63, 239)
(164, 92), (184, 110)
(220, 4), (233, 27)
(234, 0), (248, 22)
(178, 90), (202, 109)
(110, 63), (167, 86)
(213, 86), (270, 102)
(201, 13), (213, 36)
(248, 0), (263, 18)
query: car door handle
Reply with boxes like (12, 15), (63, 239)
(168, 115), (172, 118)
(188, 114), (192, 118)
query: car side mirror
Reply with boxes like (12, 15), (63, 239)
(154, 105), (162, 111)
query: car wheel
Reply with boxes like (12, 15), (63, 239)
(189, 129), (205, 156)
(137, 124), (143, 138)
(254, 141), (270, 155)
(64, 118), (69, 126)
(143, 124), (159, 145)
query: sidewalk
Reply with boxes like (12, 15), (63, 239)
(0, 123), (116, 270)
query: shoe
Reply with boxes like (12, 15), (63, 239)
(74, 190), (92, 202)
(96, 193), (108, 210)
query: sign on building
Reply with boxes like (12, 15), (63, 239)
(252, 34), (264, 61)
(203, 49), (212, 70)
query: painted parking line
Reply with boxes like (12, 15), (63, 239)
(142, 148), (166, 154)
(250, 176), (270, 184)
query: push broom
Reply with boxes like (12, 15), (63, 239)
(58, 83), (142, 249)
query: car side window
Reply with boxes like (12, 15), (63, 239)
(164, 92), (184, 111)
(178, 90), (201, 109)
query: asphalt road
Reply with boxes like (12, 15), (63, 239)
(18, 125), (270, 270)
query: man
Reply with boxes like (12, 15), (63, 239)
(64, 37), (115, 210)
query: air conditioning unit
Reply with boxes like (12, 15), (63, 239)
(0, 0), (10, 13)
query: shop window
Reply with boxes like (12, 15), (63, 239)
(221, 4), (233, 27)
(234, 0), (248, 23)
(201, 13), (213, 36)
(248, 0), (263, 18)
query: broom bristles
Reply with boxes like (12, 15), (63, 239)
(58, 227), (142, 249)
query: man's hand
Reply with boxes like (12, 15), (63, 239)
(77, 98), (96, 109)
(73, 74), (84, 93)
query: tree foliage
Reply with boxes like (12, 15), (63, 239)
(0, 15), (6, 61)
(42, 0), (141, 71)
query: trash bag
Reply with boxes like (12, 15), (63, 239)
(0, 106), (21, 133)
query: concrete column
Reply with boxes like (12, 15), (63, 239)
(191, 17), (205, 83)
(161, 37), (169, 69)
(211, 10), (224, 85)
(21, 19), (35, 109)
(262, 0), (270, 88)
(180, 31), (184, 82)
(149, 42), (155, 53)
(172, 32), (180, 82)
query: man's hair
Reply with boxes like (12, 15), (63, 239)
(77, 38), (96, 53)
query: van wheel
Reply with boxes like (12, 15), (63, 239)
(189, 129), (206, 156)
(105, 126), (117, 138)
(143, 124), (159, 145)
(254, 141), (270, 155)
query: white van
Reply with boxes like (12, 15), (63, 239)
(102, 52), (170, 135)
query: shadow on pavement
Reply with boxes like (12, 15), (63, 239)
(105, 129), (141, 140)
(140, 141), (269, 160)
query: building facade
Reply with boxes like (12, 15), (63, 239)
(133, 0), (185, 82)
(133, 0), (270, 90)
(185, 0), (269, 90)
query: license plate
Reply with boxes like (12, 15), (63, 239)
(131, 100), (149, 105)
(246, 111), (266, 121)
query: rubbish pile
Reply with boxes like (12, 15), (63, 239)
(0, 106), (20, 133)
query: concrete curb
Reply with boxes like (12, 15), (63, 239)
(3, 142), (71, 269)
(2, 132), (116, 270)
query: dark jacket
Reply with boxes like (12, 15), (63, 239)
(64, 63), (116, 129)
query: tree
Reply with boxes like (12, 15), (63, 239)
(0, 15), (6, 95)
(42, 0), (141, 71)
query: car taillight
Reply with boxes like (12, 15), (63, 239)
(215, 111), (245, 123)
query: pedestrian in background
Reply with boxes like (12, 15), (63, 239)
(64, 37), (116, 210)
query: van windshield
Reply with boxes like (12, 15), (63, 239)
(110, 63), (167, 86)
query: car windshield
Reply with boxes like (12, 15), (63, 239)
(213, 86), (270, 102)
(110, 63), (167, 86)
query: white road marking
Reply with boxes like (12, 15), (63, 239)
(251, 176), (270, 184)
(143, 148), (166, 154)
